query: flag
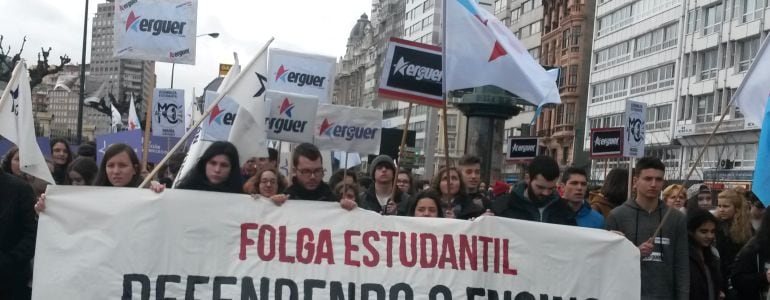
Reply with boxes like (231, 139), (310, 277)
(0, 61), (55, 184)
(753, 103), (770, 206)
(445, 0), (560, 107)
(54, 74), (78, 92)
(127, 94), (142, 131)
(111, 104), (122, 132)
(734, 37), (770, 126)
(227, 50), (269, 164)
(84, 80), (108, 105)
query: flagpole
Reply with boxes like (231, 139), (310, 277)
(139, 37), (275, 188)
(76, 0), (89, 144)
(441, 0), (451, 170)
(393, 103), (413, 201)
(141, 93), (153, 174)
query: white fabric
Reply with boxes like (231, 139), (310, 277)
(227, 50), (269, 163)
(734, 37), (770, 126)
(0, 61), (55, 184)
(127, 94), (142, 131)
(314, 104), (383, 155)
(267, 48), (336, 104)
(113, 0), (198, 64)
(33, 186), (641, 299)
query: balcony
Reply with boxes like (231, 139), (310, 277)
(537, 129), (553, 137)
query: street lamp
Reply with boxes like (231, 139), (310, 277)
(170, 32), (220, 88)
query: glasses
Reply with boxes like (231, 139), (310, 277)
(297, 168), (325, 177)
(260, 179), (277, 185)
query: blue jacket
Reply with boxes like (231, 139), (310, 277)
(575, 200), (604, 229)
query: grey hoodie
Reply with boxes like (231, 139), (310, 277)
(606, 199), (689, 300)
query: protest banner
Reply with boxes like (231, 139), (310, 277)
(623, 100), (646, 158)
(152, 88), (185, 137)
(264, 90), (318, 143)
(378, 37), (444, 107)
(33, 186), (641, 299)
(314, 104), (382, 154)
(267, 48), (336, 104)
(200, 91), (239, 141)
(96, 130), (179, 164)
(114, 0), (198, 64)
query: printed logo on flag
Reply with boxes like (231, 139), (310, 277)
(506, 137), (538, 161)
(314, 104), (382, 154)
(264, 90), (318, 143)
(378, 37), (444, 107)
(268, 49), (336, 104)
(114, 0), (198, 64)
(200, 91), (238, 141)
(317, 118), (379, 141)
(274, 65), (327, 88)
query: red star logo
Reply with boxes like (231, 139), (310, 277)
(318, 118), (333, 136)
(275, 65), (288, 81)
(126, 11), (141, 32)
(488, 41), (508, 62)
(279, 98), (294, 117)
(209, 104), (223, 124)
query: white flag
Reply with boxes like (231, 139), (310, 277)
(445, 0), (560, 107)
(127, 94), (142, 131)
(111, 104), (122, 132)
(84, 80), (108, 106)
(734, 37), (770, 126)
(227, 50), (269, 163)
(0, 61), (55, 184)
(54, 74), (78, 92)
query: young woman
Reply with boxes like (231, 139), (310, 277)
(732, 209), (770, 300)
(715, 188), (753, 291)
(396, 170), (415, 197)
(589, 168), (628, 218)
(1, 147), (21, 176)
(688, 208), (723, 300)
(430, 167), (483, 220)
(50, 138), (73, 184)
(246, 168), (289, 206)
(333, 182), (359, 211)
(176, 141), (243, 193)
(65, 157), (98, 186)
(663, 184), (687, 210)
(407, 190), (444, 218)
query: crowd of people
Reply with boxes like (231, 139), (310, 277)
(2, 139), (769, 300)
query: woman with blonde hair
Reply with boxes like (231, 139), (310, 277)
(715, 188), (752, 298)
(663, 184), (687, 211)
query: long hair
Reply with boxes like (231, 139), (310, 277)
(334, 182), (361, 203)
(177, 141), (242, 193)
(50, 138), (74, 184)
(50, 138), (73, 166)
(93, 144), (141, 187)
(397, 169), (416, 195)
(430, 167), (467, 201)
(602, 168), (629, 206)
(66, 157), (98, 185)
(407, 190), (445, 218)
(1, 146), (19, 175)
(245, 168), (287, 196)
(687, 208), (720, 264)
(719, 188), (752, 244)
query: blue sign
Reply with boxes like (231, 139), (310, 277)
(0, 137), (52, 160)
(96, 131), (180, 165)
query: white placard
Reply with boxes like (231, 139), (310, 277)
(114, 0), (198, 64)
(200, 91), (238, 141)
(152, 88), (185, 137)
(623, 100), (647, 157)
(314, 104), (382, 154)
(268, 48), (336, 104)
(264, 90), (319, 143)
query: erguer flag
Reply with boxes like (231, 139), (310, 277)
(127, 94), (142, 131)
(734, 37), (770, 126)
(752, 103), (770, 206)
(0, 61), (55, 184)
(445, 0), (560, 107)
(227, 50), (269, 163)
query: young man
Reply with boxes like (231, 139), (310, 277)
(284, 143), (338, 202)
(492, 156), (576, 225)
(0, 171), (37, 299)
(606, 156), (688, 300)
(458, 155), (492, 209)
(559, 167), (604, 229)
(359, 155), (409, 215)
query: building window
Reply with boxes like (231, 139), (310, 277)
(522, 0), (534, 12)
(571, 26), (581, 52)
(646, 104), (672, 130)
(742, 0), (766, 23)
(630, 63), (675, 94)
(686, 9), (698, 34)
(495, 0), (505, 14)
(703, 4), (723, 35)
(566, 103), (576, 124)
(556, 105), (564, 125)
(597, 4), (633, 36)
(528, 47), (541, 61)
(562, 29), (570, 52)
(591, 77), (628, 103)
(594, 40), (631, 70)
(511, 8), (520, 21)
(568, 65), (578, 85)
(695, 94), (715, 123)
(738, 36), (760, 72)
(634, 22), (677, 57)
(700, 47), (719, 80)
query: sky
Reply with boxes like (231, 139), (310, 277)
(0, 0), (371, 99)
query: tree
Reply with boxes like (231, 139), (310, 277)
(0, 35), (71, 89)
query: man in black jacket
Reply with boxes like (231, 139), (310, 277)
(0, 172), (36, 299)
(458, 154), (493, 210)
(284, 143), (338, 202)
(492, 156), (576, 225)
(359, 155), (408, 215)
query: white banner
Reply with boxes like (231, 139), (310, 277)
(152, 88), (185, 137)
(33, 186), (640, 299)
(200, 91), (238, 141)
(315, 104), (382, 154)
(623, 100), (647, 158)
(114, 0), (198, 64)
(268, 48), (336, 104)
(264, 90), (318, 143)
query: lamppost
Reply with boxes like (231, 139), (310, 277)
(170, 32), (219, 88)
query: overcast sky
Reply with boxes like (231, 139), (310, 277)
(0, 0), (370, 98)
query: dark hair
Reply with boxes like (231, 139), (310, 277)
(358, 175), (373, 191)
(430, 167), (467, 199)
(50, 138), (73, 166)
(687, 208), (720, 265)
(334, 182), (361, 202)
(292, 143), (321, 167)
(561, 167), (588, 183)
(751, 209), (770, 257)
(407, 190), (445, 217)
(1, 146), (19, 175)
(528, 156), (560, 181)
(93, 144), (141, 187)
(77, 142), (96, 158)
(245, 168), (287, 195)
(50, 138), (74, 184)
(634, 156), (665, 176)
(602, 168), (629, 206)
(66, 157), (98, 185)
(177, 141), (242, 193)
(397, 169), (416, 195)
(329, 169), (359, 191)
(167, 152), (186, 176)
(268, 148), (279, 162)
(458, 154), (481, 166)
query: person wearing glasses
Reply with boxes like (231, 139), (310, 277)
(284, 143), (355, 210)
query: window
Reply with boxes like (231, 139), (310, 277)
(686, 9), (698, 34)
(556, 105), (564, 125)
(695, 94), (715, 123)
(571, 26), (581, 52)
(589, 113), (624, 129)
(738, 36), (760, 72)
(495, 0), (506, 14)
(597, 4), (633, 36)
(566, 103), (576, 123)
(529, 47), (541, 61)
(700, 47), (719, 80)
(703, 4), (723, 35)
(646, 104), (672, 130)
(591, 77), (628, 103)
(531, 21), (541, 35)
(511, 8), (520, 21)
(594, 40), (631, 70)
(522, 0), (534, 12)
(634, 23), (677, 57)
(568, 65), (578, 85)
(742, 0), (766, 23)
(629, 63), (675, 94)
(562, 30), (570, 51)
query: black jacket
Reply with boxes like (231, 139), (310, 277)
(359, 186), (409, 215)
(449, 194), (486, 220)
(492, 183), (576, 226)
(716, 221), (748, 294)
(0, 172), (36, 297)
(689, 245), (722, 300)
(284, 177), (338, 202)
(467, 190), (493, 210)
(731, 238), (769, 300)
